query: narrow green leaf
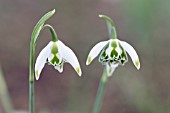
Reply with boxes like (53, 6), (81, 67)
(31, 9), (55, 44)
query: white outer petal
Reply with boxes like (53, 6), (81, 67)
(106, 63), (118, 77)
(119, 41), (140, 70)
(35, 41), (53, 80)
(86, 40), (109, 65)
(56, 40), (82, 76)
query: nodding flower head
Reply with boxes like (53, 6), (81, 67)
(86, 39), (140, 76)
(86, 14), (140, 76)
(35, 40), (82, 80)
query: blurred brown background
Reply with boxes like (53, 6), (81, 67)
(0, 0), (170, 113)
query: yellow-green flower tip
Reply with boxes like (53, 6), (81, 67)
(135, 60), (140, 70)
(76, 67), (82, 76)
(86, 56), (92, 65)
(35, 70), (39, 80)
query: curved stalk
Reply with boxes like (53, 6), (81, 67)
(42, 24), (58, 42)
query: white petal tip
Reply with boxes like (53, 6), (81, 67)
(58, 69), (63, 73)
(119, 41), (140, 70)
(135, 60), (140, 70)
(76, 67), (82, 77)
(35, 70), (40, 80)
(54, 66), (63, 73)
(86, 56), (92, 65)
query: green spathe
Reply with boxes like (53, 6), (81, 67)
(99, 14), (117, 39)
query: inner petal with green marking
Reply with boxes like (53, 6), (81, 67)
(99, 39), (128, 65)
(48, 43), (63, 66)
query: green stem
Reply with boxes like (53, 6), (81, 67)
(92, 67), (108, 113)
(29, 40), (35, 113)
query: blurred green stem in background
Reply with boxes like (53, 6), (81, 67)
(0, 65), (14, 113)
(29, 9), (56, 113)
(92, 68), (108, 113)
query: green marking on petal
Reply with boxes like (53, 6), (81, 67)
(101, 51), (106, 57)
(121, 50), (127, 59)
(76, 67), (81, 76)
(51, 44), (58, 54)
(76, 67), (80, 73)
(111, 49), (118, 58)
(50, 55), (59, 64)
(135, 60), (140, 70)
(60, 64), (62, 69)
(35, 70), (39, 80)
(119, 42), (128, 64)
(87, 56), (92, 65)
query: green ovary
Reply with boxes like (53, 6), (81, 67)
(111, 40), (118, 48)
(51, 44), (58, 54)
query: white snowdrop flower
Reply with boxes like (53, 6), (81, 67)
(35, 40), (82, 80)
(86, 14), (140, 76)
(86, 39), (140, 76)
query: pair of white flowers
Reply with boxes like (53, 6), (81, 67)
(35, 15), (140, 80)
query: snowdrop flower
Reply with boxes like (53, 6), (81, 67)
(35, 40), (82, 80)
(86, 39), (140, 76)
(86, 15), (140, 76)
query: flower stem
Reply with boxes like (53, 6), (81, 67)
(29, 82), (34, 113)
(92, 67), (108, 113)
(29, 41), (35, 113)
